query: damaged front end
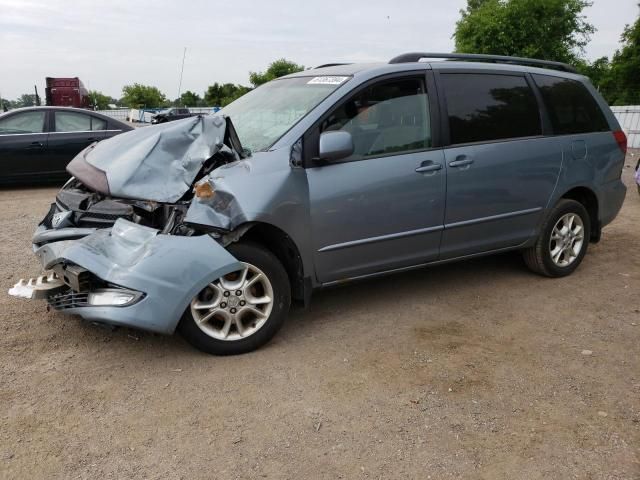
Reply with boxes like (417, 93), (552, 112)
(27, 219), (242, 333)
(12, 115), (248, 334)
(43, 114), (247, 236)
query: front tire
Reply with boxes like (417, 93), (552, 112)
(178, 242), (291, 355)
(523, 199), (591, 277)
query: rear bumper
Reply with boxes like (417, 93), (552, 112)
(598, 179), (626, 228)
(28, 219), (241, 334)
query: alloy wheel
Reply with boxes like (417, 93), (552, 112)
(548, 213), (585, 267)
(190, 262), (274, 341)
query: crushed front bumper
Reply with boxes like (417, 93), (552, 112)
(13, 219), (241, 334)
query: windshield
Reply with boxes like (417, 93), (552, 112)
(222, 76), (350, 152)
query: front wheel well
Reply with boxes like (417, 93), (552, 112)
(232, 223), (308, 305)
(560, 187), (600, 242)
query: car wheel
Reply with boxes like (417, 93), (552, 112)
(178, 242), (291, 355)
(523, 199), (591, 277)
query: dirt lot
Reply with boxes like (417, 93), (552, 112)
(1, 152), (639, 480)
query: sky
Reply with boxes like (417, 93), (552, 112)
(0, 0), (638, 100)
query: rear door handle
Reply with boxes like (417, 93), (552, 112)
(415, 162), (443, 174)
(449, 157), (474, 168)
(27, 141), (44, 149)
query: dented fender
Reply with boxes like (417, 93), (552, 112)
(182, 150), (316, 289)
(35, 219), (242, 334)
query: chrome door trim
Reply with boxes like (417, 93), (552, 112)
(318, 225), (444, 252)
(444, 207), (542, 229)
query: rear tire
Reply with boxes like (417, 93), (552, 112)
(523, 199), (591, 277)
(178, 242), (291, 355)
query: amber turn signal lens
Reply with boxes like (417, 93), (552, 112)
(194, 182), (215, 199)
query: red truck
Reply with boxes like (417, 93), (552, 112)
(45, 77), (90, 108)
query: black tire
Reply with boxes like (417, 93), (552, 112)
(523, 199), (591, 277)
(178, 242), (291, 355)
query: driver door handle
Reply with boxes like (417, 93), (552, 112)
(415, 162), (443, 174)
(449, 157), (474, 168)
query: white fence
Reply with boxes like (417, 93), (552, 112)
(95, 108), (129, 122)
(612, 106), (640, 148)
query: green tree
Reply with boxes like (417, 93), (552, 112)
(573, 5), (639, 105)
(14, 94), (37, 108)
(178, 90), (201, 107)
(121, 83), (167, 108)
(603, 10), (640, 105)
(204, 82), (250, 107)
(576, 56), (610, 87)
(89, 90), (112, 110)
(454, 0), (595, 64)
(249, 58), (305, 87)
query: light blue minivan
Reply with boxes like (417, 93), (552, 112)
(14, 53), (627, 354)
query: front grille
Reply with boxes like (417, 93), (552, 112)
(43, 201), (132, 229)
(75, 212), (128, 228)
(80, 212), (122, 221)
(47, 289), (89, 310)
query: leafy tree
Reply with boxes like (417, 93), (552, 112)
(454, 0), (595, 64)
(178, 90), (201, 107)
(573, 5), (639, 105)
(575, 56), (610, 88)
(14, 94), (38, 108)
(121, 83), (167, 108)
(467, 0), (491, 10)
(601, 11), (640, 105)
(249, 58), (305, 87)
(204, 82), (251, 107)
(89, 90), (112, 110)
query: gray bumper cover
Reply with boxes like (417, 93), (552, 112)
(33, 219), (242, 334)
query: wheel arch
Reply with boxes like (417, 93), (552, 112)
(559, 186), (600, 242)
(230, 222), (311, 306)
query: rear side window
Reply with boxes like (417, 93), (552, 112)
(441, 73), (541, 145)
(91, 117), (107, 130)
(533, 74), (609, 135)
(55, 111), (91, 132)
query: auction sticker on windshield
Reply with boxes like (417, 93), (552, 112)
(307, 76), (349, 85)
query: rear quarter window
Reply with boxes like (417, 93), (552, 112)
(532, 74), (609, 135)
(441, 73), (541, 145)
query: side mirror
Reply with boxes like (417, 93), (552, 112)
(318, 131), (354, 162)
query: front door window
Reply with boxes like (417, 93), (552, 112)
(0, 111), (46, 134)
(321, 78), (431, 161)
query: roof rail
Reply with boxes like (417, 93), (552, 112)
(314, 63), (352, 69)
(388, 52), (577, 73)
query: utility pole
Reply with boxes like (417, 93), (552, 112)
(177, 47), (187, 104)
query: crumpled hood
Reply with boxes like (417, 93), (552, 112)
(67, 115), (243, 203)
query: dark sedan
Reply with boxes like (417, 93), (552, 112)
(0, 107), (133, 185)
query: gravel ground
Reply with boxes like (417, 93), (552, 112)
(1, 151), (639, 480)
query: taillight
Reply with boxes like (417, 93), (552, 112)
(613, 130), (627, 155)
